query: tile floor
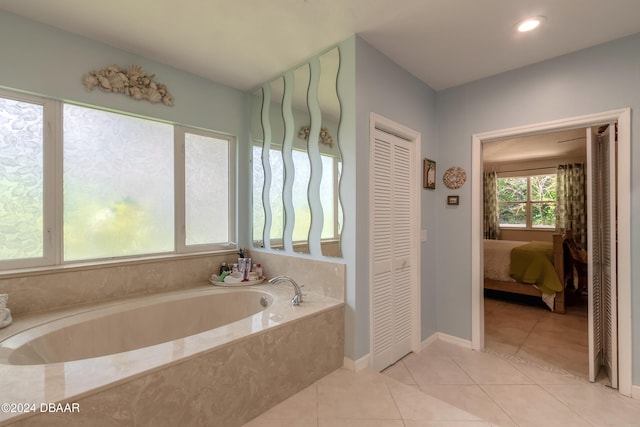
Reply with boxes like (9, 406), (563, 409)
(484, 290), (589, 379)
(243, 338), (640, 426)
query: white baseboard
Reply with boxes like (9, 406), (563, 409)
(632, 385), (640, 400)
(343, 354), (370, 372)
(425, 332), (472, 349)
(345, 333), (472, 372)
(420, 332), (439, 350)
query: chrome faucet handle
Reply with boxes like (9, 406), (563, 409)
(291, 293), (303, 305)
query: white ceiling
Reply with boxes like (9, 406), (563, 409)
(1, 0), (640, 91)
(483, 128), (587, 169)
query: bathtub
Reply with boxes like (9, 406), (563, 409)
(0, 288), (273, 365)
(0, 284), (344, 426)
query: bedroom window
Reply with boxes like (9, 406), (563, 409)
(498, 174), (556, 229)
(0, 89), (235, 271)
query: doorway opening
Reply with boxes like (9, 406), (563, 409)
(470, 108), (632, 396)
(481, 127), (589, 379)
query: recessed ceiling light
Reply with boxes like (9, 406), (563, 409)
(517, 16), (546, 32)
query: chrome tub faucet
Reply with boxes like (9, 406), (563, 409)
(268, 275), (304, 305)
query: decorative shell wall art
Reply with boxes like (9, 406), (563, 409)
(298, 126), (334, 147)
(443, 166), (467, 189)
(82, 64), (174, 106)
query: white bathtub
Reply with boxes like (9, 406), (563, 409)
(0, 284), (344, 426)
(0, 288), (272, 365)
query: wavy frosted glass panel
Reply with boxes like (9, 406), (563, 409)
(269, 78), (286, 245)
(250, 46), (343, 257)
(306, 57), (323, 256)
(290, 64), (311, 253)
(185, 133), (229, 245)
(337, 160), (343, 235)
(0, 98), (44, 260)
(318, 48), (342, 256)
(250, 89), (265, 244)
(63, 105), (174, 260)
(281, 71), (295, 252)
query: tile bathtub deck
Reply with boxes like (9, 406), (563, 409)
(243, 340), (640, 427)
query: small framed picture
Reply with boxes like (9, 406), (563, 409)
(447, 195), (459, 205)
(423, 158), (436, 189)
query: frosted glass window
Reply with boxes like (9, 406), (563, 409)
(320, 155), (335, 239)
(252, 145), (265, 242)
(291, 149), (311, 241)
(0, 98), (44, 260)
(269, 150), (284, 240)
(63, 104), (174, 260)
(185, 132), (229, 245)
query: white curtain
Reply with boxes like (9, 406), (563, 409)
(483, 171), (500, 240)
(556, 163), (586, 248)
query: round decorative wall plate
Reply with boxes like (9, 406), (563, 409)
(443, 166), (467, 189)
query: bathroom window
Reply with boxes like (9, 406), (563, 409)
(0, 90), (235, 270)
(180, 127), (235, 250)
(63, 105), (175, 260)
(0, 93), (54, 268)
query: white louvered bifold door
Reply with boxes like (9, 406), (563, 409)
(587, 127), (602, 382)
(600, 125), (618, 388)
(586, 125), (618, 386)
(371, 129), (414, 372)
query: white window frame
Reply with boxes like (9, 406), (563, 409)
(497, 169), (557, 230)
(0, 90), (59, 270)
(174, 125), (236, 254)
(0, 89), (236, 271)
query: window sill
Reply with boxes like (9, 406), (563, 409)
(499, 227), (557, 232)
(0, 249), (238, 280)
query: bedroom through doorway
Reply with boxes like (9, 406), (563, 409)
(471, 109), (632, 396)
(481, 127), (590, 379)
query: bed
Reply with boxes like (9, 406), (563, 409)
(483, 232), (569, 313)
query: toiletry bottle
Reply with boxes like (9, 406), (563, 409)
(220, 262), (229, 275)
(255, 263), (263, 278)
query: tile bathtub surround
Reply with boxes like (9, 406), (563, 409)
(251, 251), (345, 301)
(0, 248), (346, 317)
(2, 294), (344, 426)
(0, 253), (237, 316)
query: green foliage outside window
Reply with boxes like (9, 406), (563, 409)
(498, 174), (556, 228)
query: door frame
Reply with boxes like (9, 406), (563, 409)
(369, 112), (422, 370)
(470, 108), (631, 396)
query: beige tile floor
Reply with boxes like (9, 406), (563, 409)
(243, 338), (640, 427)
(484, 291), (589, 379)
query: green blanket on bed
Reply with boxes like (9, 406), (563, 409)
(509, 241), (563, 294)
